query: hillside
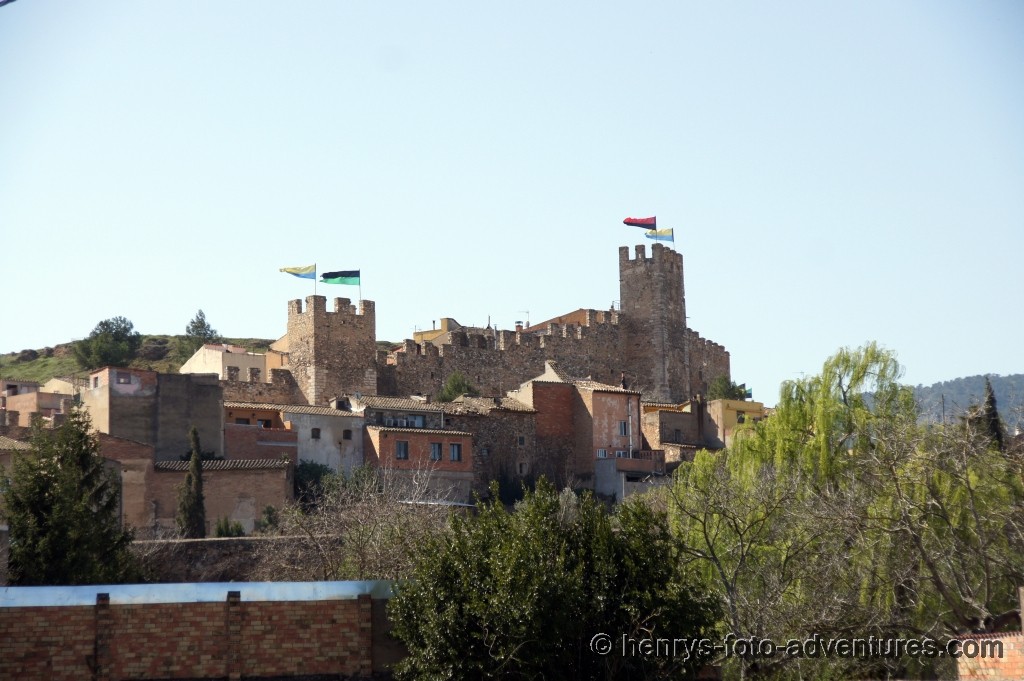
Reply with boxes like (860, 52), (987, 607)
(0, 336), (274, 384)
(0, 337), (403, 385)
(913, 374), (1024, 427)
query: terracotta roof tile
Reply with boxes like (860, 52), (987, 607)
(155, 459), (290, 472)
(0, 435), (30, 451)
(355, 396), (446, 412)
(367, 426), (473, 437)
(224, 401), (360, 417)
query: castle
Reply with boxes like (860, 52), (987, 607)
(222, 243), (730, 405)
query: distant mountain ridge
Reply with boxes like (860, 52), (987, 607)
(913, 374), (1024, 428)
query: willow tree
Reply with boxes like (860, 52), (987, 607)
(669, 343), (1024, 679)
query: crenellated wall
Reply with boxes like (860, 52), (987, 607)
(221, 367), (303, 404)
(261, 244), (730, 405)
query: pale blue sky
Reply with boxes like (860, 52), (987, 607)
(2, 1), (1022, 405)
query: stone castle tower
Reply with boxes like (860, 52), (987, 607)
(619, 243), (691, 401)
(286, 296), (378, 405)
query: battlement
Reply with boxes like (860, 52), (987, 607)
(619, 243), (682, 270)
(287, 296), (375, 321)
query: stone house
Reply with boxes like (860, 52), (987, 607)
(507, 361), (665, 496)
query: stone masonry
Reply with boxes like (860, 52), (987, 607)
(221, 244), (729, 405)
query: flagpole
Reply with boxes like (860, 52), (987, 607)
(314, 263), (317, 297)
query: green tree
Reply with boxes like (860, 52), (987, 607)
(669, 343), (1024, 679)
(707, 375), (748, 400)
(178, 309), (220, 360)
(981, 375), (1005, 451)
(436, 370), (478, 402)
(390, 480), (719, 680)
(73, 316), (142, 369)
(0, 409), (138, 585)
(176, 427), (206, 538)
(215, 516), (245, 537)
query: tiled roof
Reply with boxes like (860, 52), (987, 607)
(571, 379), (639, 394)
(449, 396), (536, 414)
(224, 401), (359, 417)
(0, 435), (31, 451)
(367, 426), (473, 437)
(356, 396), (446, 412)
(155, 459), (290, 472)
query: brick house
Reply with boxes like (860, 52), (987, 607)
(363, 426), (474, 502)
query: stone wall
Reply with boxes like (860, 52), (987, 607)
(221, 368), (303, 404)
(288, 297), (377, 405)
(444, 408), (537, 494)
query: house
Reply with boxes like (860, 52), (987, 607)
(223, 401), (363, 472)
(79, 367), (224, 461)
(444, 396), (538, 492)
(641, 396), (768, 459)
(1, 390), (73, 427)
(508, 361), (665, 499)
(180, 343), (285, 383)
(363, 425), (474, 502)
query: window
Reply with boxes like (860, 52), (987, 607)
(311, 428), (321, 440)
(597, 449), (608, 459)
(674, 428), (681, 443)
(396, 441), (409, 460)
(430, 442), (442, 461)
(517, 436), (525, 446)
(615, 450), (628, 458)
(409, 414), (425, 428)
(342, 429), (352, 440)
(92, 377), (99, 388)
(519, 462), (528, 475)
(618, 421), (628, 437)
(235, 418), (251, 425)
(257, 419), (272, 429)
(737, 411), (746, 424)
(450, 443), (462, 462)
(116, 372), (131, 385)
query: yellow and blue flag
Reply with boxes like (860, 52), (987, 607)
(644, 228), (674, 243)
(280, 265), (316, 280)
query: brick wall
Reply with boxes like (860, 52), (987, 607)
(0, 584), (395, 680)
(148, 464), (293, 535)
(224, 423), (298, 462)
(956, 632), (1023, 680)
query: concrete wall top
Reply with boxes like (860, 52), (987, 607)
(0, 580), (394, 607)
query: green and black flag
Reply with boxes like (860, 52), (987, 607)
(321, 270), (360, 285)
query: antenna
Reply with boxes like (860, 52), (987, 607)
(518, 310), (530, 327)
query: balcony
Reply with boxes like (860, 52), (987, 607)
(612, 449), (665, 475)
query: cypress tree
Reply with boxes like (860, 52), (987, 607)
(176, 426), (206, 538)
(983, 376), (1005, 452)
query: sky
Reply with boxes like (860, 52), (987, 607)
(1, 1), (1022, 406)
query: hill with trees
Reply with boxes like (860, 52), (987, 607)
(913, 373), (1024, 427)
